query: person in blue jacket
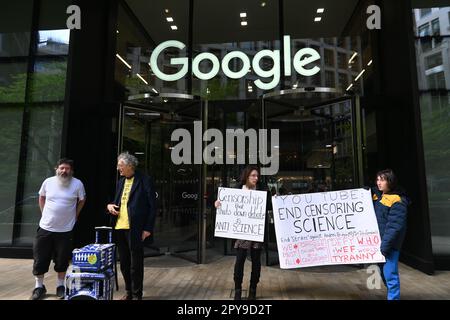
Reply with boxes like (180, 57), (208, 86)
(371, 169), (409, 300)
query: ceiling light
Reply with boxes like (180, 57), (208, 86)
(116, 53), (131, 69)
(348, 52), (358, 64)
(354, 69), (366, 82)
(116, 30), (119, 34)
(314, 17), (322, 22)
(166, 17), (174, 22)
(165, 9), (169, 13)
(151, 88), (158, 94)
(240, 12), (247, 18)
(317, 8), (325, 13)
(261, 2), (266, 7)
(136, 73), (148, 85)
(171, 25), (178, 30)
(346, 83), (353, 91)
(241, 21), (248, 26)
(367, 59), (373, 66)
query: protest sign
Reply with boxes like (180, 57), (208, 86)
(214, 187), (267, 242)
(272, 188), (385, 268)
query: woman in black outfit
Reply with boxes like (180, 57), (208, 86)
(215, 166), (263, 300)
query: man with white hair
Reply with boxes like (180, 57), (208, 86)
(31, 158), (86, 300)
(107, 152), (156, 300)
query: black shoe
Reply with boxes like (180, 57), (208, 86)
(120, 294), (133, 300)
(56, 286), (65, 299)
(234, 289), (242, 300)
(30, 285), (47, 300)
(248, 287), (257, 300)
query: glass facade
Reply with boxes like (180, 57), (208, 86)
(0, 0), (70, 246)
(414, 6), (450, 257)
(0, 0), (448, 272)
(114, 0), (373, 263)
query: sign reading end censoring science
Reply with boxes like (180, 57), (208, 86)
(214, 187), (267, 242)
(272, 188), (385, 269)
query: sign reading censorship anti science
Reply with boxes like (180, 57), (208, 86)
(272, 188), (385, 269)
(214, 187), (267, 242)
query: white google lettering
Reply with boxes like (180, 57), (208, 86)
(182, 192), (198, 200)
(150, 35), (320, 90)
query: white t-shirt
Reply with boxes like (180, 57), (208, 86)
(38, 176), (86, 232)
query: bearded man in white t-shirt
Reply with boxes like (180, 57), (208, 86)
(30, 158), (86, 300)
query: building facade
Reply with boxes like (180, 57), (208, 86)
(0, 0), (449, 274)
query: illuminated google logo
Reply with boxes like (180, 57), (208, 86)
(150, 35), (321, 90)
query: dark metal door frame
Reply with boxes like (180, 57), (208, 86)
(118, 92), (207, 264)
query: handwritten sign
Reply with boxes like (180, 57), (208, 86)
(271, 188), (385, 269)
(214, 187), (267, 242)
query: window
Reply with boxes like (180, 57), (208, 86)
(425, 53), (443, 70)
(0, 0), (70, 245)
(325, 71), (335, 87)
(420, 8), (432, 18)
(431, 18), (440, 35)
(418, 23), (431, 37)
(324, 49), (335, 67)
(338, 73), (348, 91)
(337, 52), (347, 70)
(415, 7), (450, 258)
(427, 71), (446, 89)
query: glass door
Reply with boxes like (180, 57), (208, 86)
(119, 93), (204, 263)
(261, 88), (364, 266)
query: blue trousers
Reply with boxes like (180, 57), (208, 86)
(381, 250), (401, 300)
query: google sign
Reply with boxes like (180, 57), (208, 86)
(150, 35), (320, 90)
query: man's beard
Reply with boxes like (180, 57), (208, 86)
(56, 171), (73, 187)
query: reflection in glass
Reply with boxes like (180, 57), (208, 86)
(0, 105), (23, 245)
(0, 62), (28, 103)
(37, 29), (70, 55)
(414, 6), (450, 256)
(14, 104), (64, 245)
(121, 96), (202, 261)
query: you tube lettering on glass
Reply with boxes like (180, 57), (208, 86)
(271, 188), (385, 269)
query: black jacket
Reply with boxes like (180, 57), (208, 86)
(110, 171), (157, 249)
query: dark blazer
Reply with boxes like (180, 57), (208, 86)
(110, 170), (157, 249)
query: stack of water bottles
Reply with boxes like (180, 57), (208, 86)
(65, 226), (118, 300)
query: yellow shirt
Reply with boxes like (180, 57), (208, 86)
(115, 177), (134, 230)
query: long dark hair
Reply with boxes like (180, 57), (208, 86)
(240, 165), (260, 187)
(376, 169), (398, 193)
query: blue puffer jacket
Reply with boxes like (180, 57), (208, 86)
(371, 187), (409, 256)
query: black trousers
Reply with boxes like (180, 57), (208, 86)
(233, 248), (261, 290)
(33, 227), (73, 276)
(115, 230), (144, 298)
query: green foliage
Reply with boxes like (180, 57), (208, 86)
(0, 61), (67, 103)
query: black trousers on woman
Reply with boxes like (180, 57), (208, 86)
(233, 248), (262, 289)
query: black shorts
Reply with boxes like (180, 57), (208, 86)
(32, 227), (73, 276)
